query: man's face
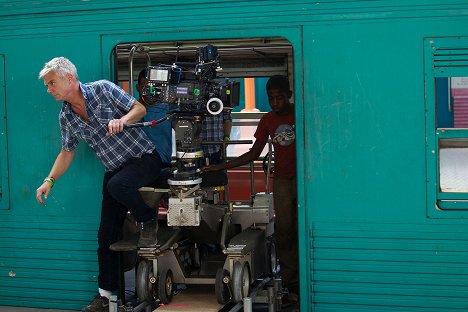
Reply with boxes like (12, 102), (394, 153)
(43, 71), (72, 102)
(136, 77), (148, 94)
(267, 88), (291, 114)
(136, 77), (149, 104)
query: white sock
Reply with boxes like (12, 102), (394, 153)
(99, 288), (112, 299)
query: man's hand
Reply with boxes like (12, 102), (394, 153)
(36, 182), (52, 204)
(106, 119), (125, 136)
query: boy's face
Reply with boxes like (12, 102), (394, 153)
(267, 88), (291, 114)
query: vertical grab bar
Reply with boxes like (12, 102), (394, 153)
(265, 140), (273, 194)
(128, 45), (151, 97)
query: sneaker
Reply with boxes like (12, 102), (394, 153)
(81, 294), (109, 312)
(138, 219), (158, 247)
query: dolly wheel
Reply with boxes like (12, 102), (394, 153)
(269, 241), (280, 276)
(232, 261), (251, 302)
(136, 260), (157, 303)
(215, 268), (231, 304)
(158, 268), (174, 304)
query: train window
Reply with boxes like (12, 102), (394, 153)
(112, 38), (293, 160)
(436, 77), (468, 128)
(426, 37), (468, 214)
(438, 138), (468, 192)
(436, 78), (468, 194)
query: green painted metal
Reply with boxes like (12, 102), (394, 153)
(0, 0), (468, 311)
(0, 54), (8, 210)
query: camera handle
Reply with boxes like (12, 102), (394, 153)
(123, 114), (174, 129)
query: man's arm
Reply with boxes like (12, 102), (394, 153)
(36, 149), (75, 204)
(205, 139), (267, 172)
(107, 100), (147, 135)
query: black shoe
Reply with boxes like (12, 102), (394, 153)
(109, 232), (139, 251)
(138, 219), (158, 247)
(81, 294), (109, 312)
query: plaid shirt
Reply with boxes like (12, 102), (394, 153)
(59, 80), (155, 172)
(200, 110), (232, 156)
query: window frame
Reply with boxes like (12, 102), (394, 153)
(425, 37), (468, 217)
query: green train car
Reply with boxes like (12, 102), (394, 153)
(1, 1), (468, 311)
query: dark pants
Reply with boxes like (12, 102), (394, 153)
(97, 151), (163, 291)
(273, 175), (299, 295)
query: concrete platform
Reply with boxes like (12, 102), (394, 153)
(0, 308), (75, 312)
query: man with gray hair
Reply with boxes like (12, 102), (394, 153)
(36, 57), (167, 312)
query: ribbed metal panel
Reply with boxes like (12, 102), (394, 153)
(0, 220), (98, 310)
(434, 48), (468, 70)
(311, 223), (468, 311)
(2, 1), (468, 37)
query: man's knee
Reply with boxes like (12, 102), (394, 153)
(107, 175), (132, 200)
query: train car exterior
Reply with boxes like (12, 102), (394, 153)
(1, 1), (468, 311)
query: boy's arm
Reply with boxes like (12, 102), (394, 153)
(205, 139), (267, 172)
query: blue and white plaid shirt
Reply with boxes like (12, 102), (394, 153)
(200, 111), (232, 156)
(59, 80), (155, 172)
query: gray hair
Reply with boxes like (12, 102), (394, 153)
(38, 57), (79, 81)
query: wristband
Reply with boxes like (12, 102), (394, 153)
(43, 177), (55, 188)
(223, 135), (230, 141)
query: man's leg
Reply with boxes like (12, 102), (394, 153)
(107, 151), (163, 222)
(82, 171), (128, 312)
(97, 170), (129, 292)
(107, 151), (163, 247)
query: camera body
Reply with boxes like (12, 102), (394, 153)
(142, 45), (239, 204)
(142, 45), (240, 115)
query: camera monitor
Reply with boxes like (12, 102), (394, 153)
(148, 67), (169, 82)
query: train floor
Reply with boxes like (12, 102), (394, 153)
(149, 284), (299, 312)
(0, 284), (298, 312)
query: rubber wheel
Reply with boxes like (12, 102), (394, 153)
(215, 268), (231, 304)
(232, 261), (251, 302)
(158, 268), (174, 304)
(136, 260), (156, 303)
(269, 241), (280, 276)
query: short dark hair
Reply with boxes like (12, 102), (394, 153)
(138, 69), (147, 84)
(266, 75), (290, 93)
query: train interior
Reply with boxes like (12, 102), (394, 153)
(109, 37), (296, 311)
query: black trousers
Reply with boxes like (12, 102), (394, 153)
(97, 151), (163, 291)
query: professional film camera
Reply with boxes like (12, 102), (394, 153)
(141, 45), (240, 216)
(142, 44), (240, 115)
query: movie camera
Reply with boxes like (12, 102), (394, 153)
(141, 45), (240, 211)
(142, 45), (240, 116)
